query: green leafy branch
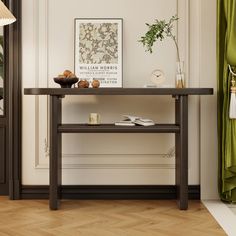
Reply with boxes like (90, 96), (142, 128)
(139, 15), (186, 88)
(139, 15), (180, 62)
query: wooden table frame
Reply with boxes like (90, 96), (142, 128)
(24, 88), (213, 210)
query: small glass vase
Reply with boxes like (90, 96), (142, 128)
(176, 61), (185, 88)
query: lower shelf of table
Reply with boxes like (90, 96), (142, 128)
(58, 124), (180, 133)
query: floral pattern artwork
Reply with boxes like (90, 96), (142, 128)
(75, 19), (122, 87)
(79, 23), (118, 64)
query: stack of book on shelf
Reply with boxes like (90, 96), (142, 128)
(115, 115), (155, 126)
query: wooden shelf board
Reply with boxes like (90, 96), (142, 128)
(24, 87), (214, 96)
(58, 123), (180, 133)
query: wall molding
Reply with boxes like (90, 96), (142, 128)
(36, 163), (175, 170)
(34, 0), (50, 168)
(35, 150), (176, 169)
(21, 185), (200, 200)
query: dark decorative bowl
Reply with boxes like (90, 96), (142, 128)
(54, 77), (79, 88)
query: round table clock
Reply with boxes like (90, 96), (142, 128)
(150, 69), (166, 86)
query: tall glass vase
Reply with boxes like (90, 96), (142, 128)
(176, 61), (185, 88)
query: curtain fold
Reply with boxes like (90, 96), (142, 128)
(218, 0), (236, 202)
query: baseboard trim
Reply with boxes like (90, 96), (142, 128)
(21, 185), (200, 200)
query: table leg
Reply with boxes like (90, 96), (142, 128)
(175, 95), (188, 210)
(49, 95), (62, 210)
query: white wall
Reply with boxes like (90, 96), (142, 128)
(0, 26), (3, 115)
(22, 0), (218, 199)
(199, 0), (218, 199)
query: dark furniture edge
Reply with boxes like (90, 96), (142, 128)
(58, 124), (180, 133)
(24, 88), (214, 96)
(21, 185), (200, 200)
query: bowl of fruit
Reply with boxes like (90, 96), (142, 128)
(54, 70), (79, 88)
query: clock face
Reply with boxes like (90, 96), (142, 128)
(150, 69), (166, 86)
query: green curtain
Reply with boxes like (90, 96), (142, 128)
(217, 0), (236, 202)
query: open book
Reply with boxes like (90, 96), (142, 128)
(115, 115), (155, 126)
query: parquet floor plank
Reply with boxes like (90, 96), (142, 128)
(0, 197), (226, 236)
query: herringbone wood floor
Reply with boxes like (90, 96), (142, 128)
(0, 197), (226, 236)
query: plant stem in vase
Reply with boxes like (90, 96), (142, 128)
(139, 15), (186, 88)
(176, 61), (185, 88)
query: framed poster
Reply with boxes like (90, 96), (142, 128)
(75, 18), (123, 88)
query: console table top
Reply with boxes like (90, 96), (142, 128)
(24, 88), (214, 96)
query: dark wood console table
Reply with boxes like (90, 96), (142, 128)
(24, 88), (213, 210)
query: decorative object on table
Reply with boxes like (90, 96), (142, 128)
(54, 77), (78, 88)
(150, 69), (166, 86)
(143, 84), (158, 88)
(176, 61), (185, 88)
(115, 115), (155, 126)
(75, 18), (123, 88)
(229, 65), (236, 119)
(88, 113), (101, 125)
(78, 79), (89, 88)
(54, 70), (78, 88)
(92, 79), (100, 88)
(115, 120), (135, 126)
(133, 118), (155, 126)
(62, 70), (74, 78)
(139, 15), (185, 88)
